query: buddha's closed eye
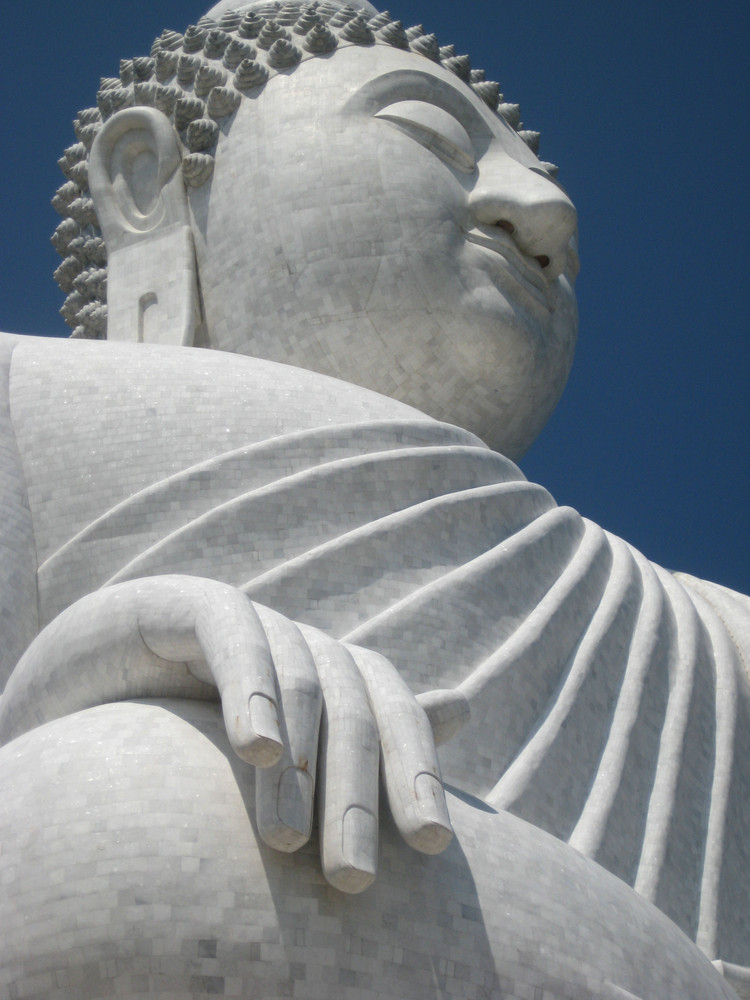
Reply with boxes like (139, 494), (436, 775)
(374, 100), (476, 173)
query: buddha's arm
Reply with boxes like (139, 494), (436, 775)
(0, 574), (463, 893)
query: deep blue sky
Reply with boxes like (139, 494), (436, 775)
(1, 1), (747, 592)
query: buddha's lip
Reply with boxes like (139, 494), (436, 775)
(464, 227), (551, 310)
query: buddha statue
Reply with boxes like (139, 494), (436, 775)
(0, 2), (748, 998)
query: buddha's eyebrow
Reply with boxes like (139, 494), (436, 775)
(343, 68), (497, 142)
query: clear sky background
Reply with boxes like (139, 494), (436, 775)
(1, 1), (747, 592)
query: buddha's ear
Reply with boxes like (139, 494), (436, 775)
(89, 107), (202, 346)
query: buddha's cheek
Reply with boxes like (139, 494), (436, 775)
(192, 101), (470, 347)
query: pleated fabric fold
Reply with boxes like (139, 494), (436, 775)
(34, 407), (750, 966)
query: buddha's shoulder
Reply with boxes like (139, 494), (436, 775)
(5, 334), (448, 431)
(0, 330), (26, 364)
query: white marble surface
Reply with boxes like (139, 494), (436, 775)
(0, 335), (748, 999)
(0, 697), (739, 1000)
(1, 1), (749, 998)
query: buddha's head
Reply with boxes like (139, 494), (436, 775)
(53, 1), (579, 458)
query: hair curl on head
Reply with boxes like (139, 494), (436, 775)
(52, 1), (553, 340)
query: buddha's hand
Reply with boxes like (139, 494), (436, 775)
(0, 575), (469, 893)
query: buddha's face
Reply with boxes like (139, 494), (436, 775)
(189, 44), (579, 458)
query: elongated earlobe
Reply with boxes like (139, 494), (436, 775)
(89, 106), (202, 346)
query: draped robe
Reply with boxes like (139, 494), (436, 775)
(1, 332), (748, 978)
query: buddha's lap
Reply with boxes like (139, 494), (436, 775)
(0, 700), (732, 1000)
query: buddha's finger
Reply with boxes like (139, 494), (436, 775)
(192, 585), (283, 767)
(252, 606), (322, 852)
(300, 625), (380, 894)
(348, 646), (453, 856)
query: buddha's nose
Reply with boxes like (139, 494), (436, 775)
(469, 149), (578, 279)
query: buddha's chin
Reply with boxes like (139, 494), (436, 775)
(416, 310), (574, 457)
(206, 286), (576, 459)
(461, 265), (576, 340)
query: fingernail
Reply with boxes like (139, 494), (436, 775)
(415, 772), (444, 809)
(342, 806), (377, 875)
(414, 773), (453, 853)
(277, 767), (314, 838)
(248, 693), (280, 743)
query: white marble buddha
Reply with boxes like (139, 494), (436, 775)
(0, 3), (748, 998)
